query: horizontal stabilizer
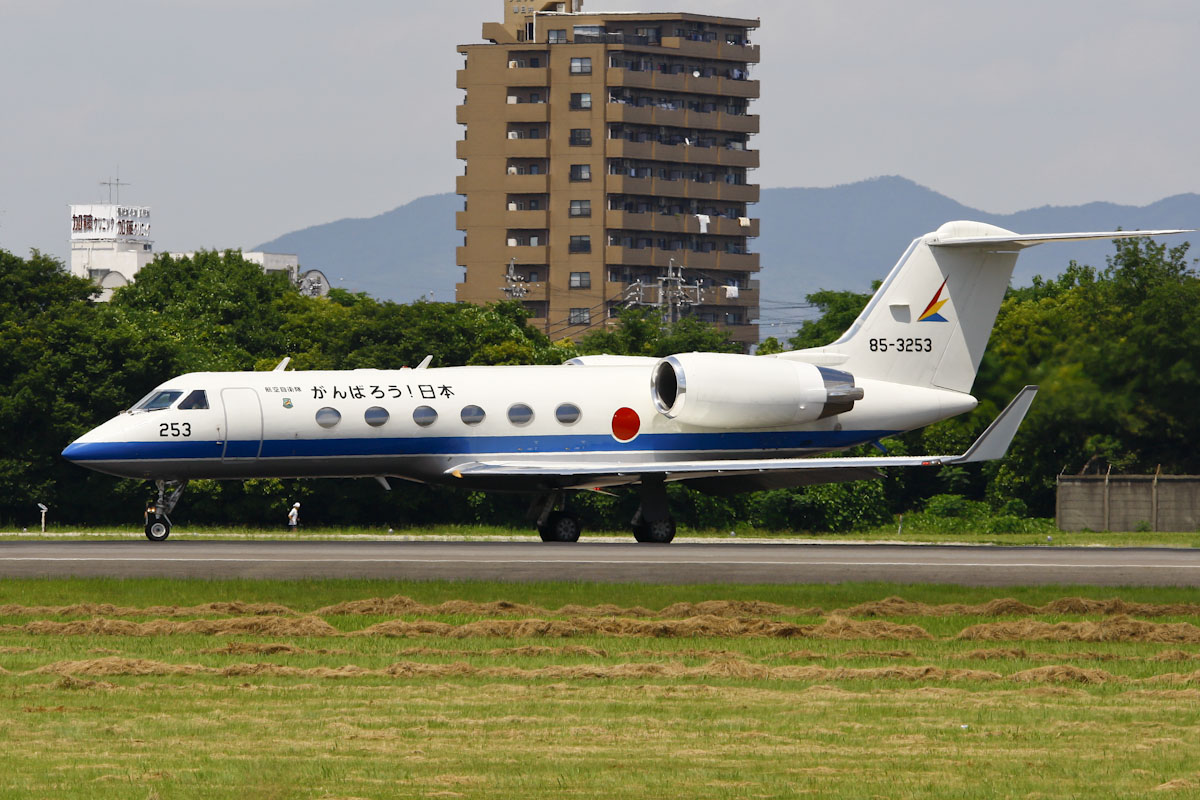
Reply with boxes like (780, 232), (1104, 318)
(447, 387), (1038, 487)
(931, 229), (1193, 248)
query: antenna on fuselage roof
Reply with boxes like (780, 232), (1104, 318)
(273, 357), (291, 371)
(415, 355), (433, 370)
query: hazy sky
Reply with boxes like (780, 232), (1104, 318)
(2, 0), (1197, 262)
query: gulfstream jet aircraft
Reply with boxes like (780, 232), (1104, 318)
(62, 222), (1188, 542)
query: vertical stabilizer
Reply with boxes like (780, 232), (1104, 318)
(782, 221), (1019, 393)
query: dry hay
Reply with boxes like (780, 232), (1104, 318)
(835, 649), (915, 660)
(0, 601), (297, 618)
(1, 616), (339, 638)
(838, 596), (1039, 618)
(316, 595), (820, 619)
(1154, 778), (1200, 792)
(838, 595), (1200, 619)
(957, 616), (1200, 644)
(1149, 650), (1200, 662)
(1008, 665), (1119, 685)
(352, 614), (931, 641)
(199, 642), (350, 656)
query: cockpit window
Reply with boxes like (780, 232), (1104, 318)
(178, 390), (209, 410)
(134, 390), (183, 411)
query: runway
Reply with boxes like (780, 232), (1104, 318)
(2, 539), (1200, 585)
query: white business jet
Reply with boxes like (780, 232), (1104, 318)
(62, 221), (1188, 542)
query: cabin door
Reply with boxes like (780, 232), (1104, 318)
(221, 388), (263, 462)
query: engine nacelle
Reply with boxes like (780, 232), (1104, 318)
(650, 353), (864, 429)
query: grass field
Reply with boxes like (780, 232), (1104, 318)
(3, 579), (1200, 798)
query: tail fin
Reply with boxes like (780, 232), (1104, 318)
(781, 221), (1190, 393)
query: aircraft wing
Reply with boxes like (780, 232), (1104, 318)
(447, 386), (1037, 488)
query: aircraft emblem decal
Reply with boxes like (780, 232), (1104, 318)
(282, 398), (293, 409)
(918, 279), (950, 322)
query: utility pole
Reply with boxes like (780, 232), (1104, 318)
(500, 258), (529, 299)
(655, 258), (702, 323)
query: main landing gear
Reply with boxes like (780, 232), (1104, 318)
(532, 491), (582, 542)
(631, 475), (675, 543)
(529, 477), (677, 544)
(144, 480), (187, 542)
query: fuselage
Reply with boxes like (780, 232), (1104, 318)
(61, 361), (976, 491)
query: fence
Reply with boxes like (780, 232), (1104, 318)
(1056, 474), (1200, 532)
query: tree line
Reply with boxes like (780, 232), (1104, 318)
(1, 239), (1195, 530)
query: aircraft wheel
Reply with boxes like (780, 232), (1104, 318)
(145, 516), (171, 542)
(633, 518), (675, 544)
(539, 511), (581, 543)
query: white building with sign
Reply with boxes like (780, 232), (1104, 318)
(69, 203), (154, 301)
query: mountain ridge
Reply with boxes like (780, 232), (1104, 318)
(255, 176), (1198, 316)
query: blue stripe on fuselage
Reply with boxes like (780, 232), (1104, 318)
(62, 429), (898, 462)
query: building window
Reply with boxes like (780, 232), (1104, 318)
(569, 271), (591, 289)
(569, 308), (591, 325)
(570, 57), (592, 74)
(548, 29), (566, 44)
(570, 92), (592, 110)
(569, 129), (592, 146)
(569, 164), (591, 182)
(568, 235), (591, 253)
(569, 199), (591, 217)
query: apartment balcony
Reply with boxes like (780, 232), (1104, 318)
(503, 138), (549, 157)
(658, 37), (761, 64)
(605, 174), (759, 203)
(504, 244), (549, 262)
(503, 66), (549, 86)
(605, 138), (759, 168)
(606, 245), (759, 271)
(606, 210), (758, 237)
(503, 173), (550, 192)
(504, 209), (548, 227)
(605, 103), (759, 134)
(607, 68), (760, 99)
(699, 286), (760, 308)
(504, 102), (550, 122)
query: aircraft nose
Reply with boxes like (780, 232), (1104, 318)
(61, 441), (84, 462)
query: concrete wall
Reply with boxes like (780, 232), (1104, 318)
(1057, 475), (1200, 532)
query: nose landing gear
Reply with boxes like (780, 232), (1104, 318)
(144, 480), (187, 541)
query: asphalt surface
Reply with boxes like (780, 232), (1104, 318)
(1, 539), (1200, 585)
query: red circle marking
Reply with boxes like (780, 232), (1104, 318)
(611, 407), (641, 442)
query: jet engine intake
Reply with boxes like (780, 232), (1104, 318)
(651, 353), (863, 429)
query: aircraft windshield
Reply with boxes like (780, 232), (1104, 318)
(178, 390), (209, 410)
(133, 390), (183, 412)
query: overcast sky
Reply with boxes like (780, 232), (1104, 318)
(2, 0), (1197, 261)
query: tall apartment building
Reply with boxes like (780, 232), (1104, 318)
(455, 0), (760, 348)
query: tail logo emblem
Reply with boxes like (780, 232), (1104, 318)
(918, 279), (950, 322)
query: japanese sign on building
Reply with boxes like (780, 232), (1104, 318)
(70, 204), (152, 242)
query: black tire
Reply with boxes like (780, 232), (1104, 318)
(145, 515), (171, 542)
(633, 518), (675, 544)
(538, 511), (581, 542)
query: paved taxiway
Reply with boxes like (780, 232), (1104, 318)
(1, 540), (1199, 585)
